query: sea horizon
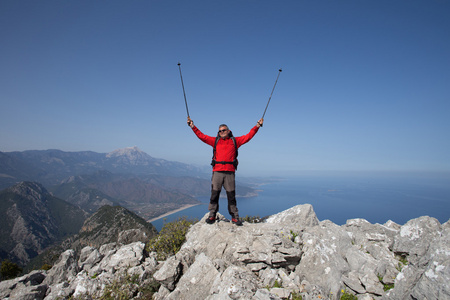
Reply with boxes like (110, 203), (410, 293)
(150, 171), (450, 232)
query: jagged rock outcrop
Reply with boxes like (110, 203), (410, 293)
(0, 204), (448, 299)
(0, 241), (158, 300)
(75, 205), (158, 248)
(25, 205), (158, 272)
(154, 204), (449, 300)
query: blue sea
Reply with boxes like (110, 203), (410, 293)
(151, 171), (450, 232)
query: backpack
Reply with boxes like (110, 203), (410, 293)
(211, 133), (238, 169)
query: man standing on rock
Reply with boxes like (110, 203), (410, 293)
(187, 117), (264, 226)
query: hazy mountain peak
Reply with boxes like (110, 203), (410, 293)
(10, 181), (47, 196)
(107, 146), (145, 157)
(106, 146), (155, 165)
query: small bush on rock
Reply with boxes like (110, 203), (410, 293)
(41, 263), (52, 271)
(290, 291), (303, 300)
(242, 215), (261, 223)
(99, 275), (137, 300)
(146, 217), (197, 260)
(0, 259), (22, 280)
(378, 274), (395, 291)
(98, 274), (160, 300)
(340, 289), (357, 300)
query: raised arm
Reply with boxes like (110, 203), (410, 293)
(235, 118), (264, 147)
(187, 117), (215, 146)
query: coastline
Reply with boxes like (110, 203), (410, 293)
(148, 204), (201, 223)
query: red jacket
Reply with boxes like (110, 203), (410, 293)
(192, 125), (260, 172)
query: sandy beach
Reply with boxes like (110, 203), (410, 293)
(148, 204), (201, 223)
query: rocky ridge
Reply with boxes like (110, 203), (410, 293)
(0, 182), (86, 266)
(24, 205), (158, 273)
(1, 204), (448, 299)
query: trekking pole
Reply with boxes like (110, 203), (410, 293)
(177, 62), (190, 118)
(261, 68), (282, 122)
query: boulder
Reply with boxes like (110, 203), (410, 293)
(162, 253), (220, 300)
(44, 282), (73, 300)
(266, 203), (319, 228)
(294, 220), (351, 296)
(0, 270), (47, 300)
(78, 246), (103, 274)
(392, 216), (442, 265)
(385, 218), (450, 300)
(117, 228), (150, 245)
(43, 249), (78, 286)
(153, 256), (182, 291)
(208, 265), (259, 299)
(105, 241), (145, 271)
(9, 283), (48, 300)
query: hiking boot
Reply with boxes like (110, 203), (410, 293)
(232, 218), (243, 226)
(205, 216), (216, 224)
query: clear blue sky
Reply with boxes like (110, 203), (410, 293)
(1, 0), (449, 176)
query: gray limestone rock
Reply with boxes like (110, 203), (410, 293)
(410, 221), (450, 299)
(43, 249), (78, 286)
(343, 271), (366, 294)
(392, 216), (442, 265)
(266, 204), (319, 229)
(153, 256), (182, 291)
(0, 204), (448, 300)
(44, 281), (73, 300)
(117, 228), (150, 245)
(0, 270), (47, 299)
(9, 283), (48, 300)
(208, 265), (260, 299)
(294, 220), (351, 296)
(105, 242), (145, 270)
(78, 246), (103, 274)
(252, 288), (283, 300)
(163, 253), (220, 300)
(385, 218), (450, 300)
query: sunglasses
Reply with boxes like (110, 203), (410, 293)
(218, 129), (228, 133)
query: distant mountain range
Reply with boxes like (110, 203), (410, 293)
(0, 146), (208, 188)
(0, 147), (256, 268)
(0, 147), (256, 210)
(0, 146), (219, 218)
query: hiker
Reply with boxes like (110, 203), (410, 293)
(187, 117), (264, 226)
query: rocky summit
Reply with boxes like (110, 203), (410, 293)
(1, 204), (449, 300)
